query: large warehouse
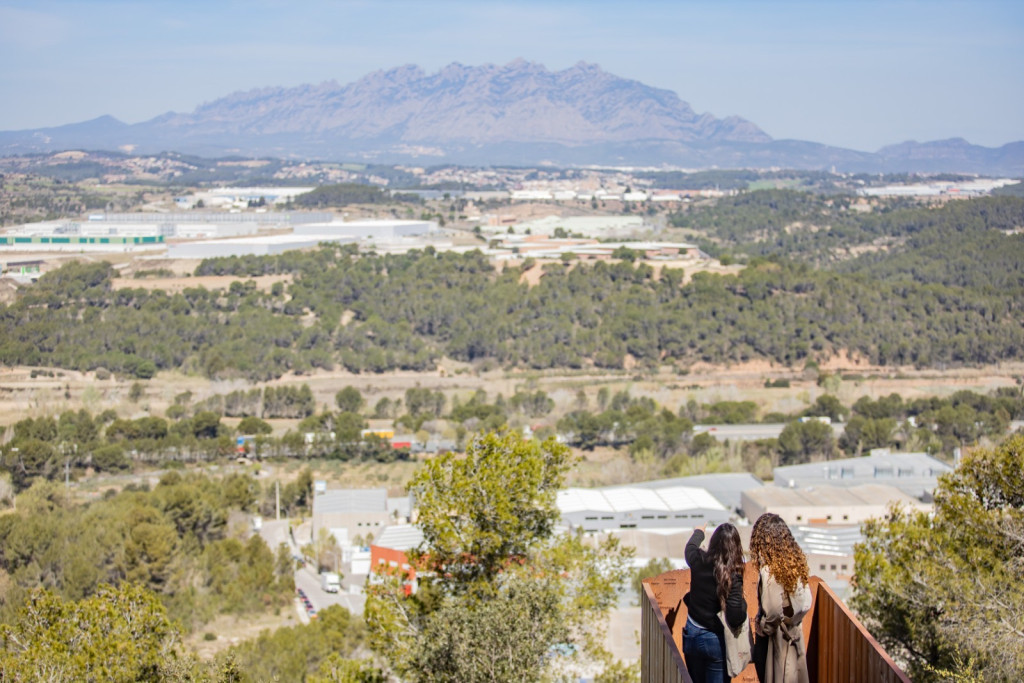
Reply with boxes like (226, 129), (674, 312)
(772, 449), (952, 501)
(293, 219), (436, 239)
(628, 472), (765, 515)
(740, 482), (930, 527)
(166, 233), (358, 259)
(558, 485), (731, 533)
(0, 211), (337, 252)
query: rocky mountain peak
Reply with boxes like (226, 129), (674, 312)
(163, 60), (770, 146)
(4, 61), (1015, 174)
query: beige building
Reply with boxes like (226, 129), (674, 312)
(311, 488), (392, 547)
(740, 483), (930, 526)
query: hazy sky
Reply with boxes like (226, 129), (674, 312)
(1, 0), (1021, 152)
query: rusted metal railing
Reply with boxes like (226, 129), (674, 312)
(641, 567), (909, 683)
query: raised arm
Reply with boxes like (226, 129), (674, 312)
(685, 525), (706, 568)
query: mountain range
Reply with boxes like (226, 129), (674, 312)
(1, 60), (1021, 175)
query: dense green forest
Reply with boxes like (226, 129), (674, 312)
(0, 472), (293, 628)
(291, 183), (422, 208)
(0, 471), (380, 681)
(853, 434), (1024, 681)
(0, 196), (1021, 380)
(670, 191), (1024, 268)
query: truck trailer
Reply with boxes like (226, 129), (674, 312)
(321, 571), (341, 593)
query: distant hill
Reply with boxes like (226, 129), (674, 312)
(1, 60), (1021, 175)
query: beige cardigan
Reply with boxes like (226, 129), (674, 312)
(756, 567), (812, 683)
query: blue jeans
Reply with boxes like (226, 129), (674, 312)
(683, 616), (728, 683)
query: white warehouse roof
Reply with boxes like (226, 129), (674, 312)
(313, 488), (388, 515)
(558, 485), (726, 515)
(773, 450), (952, 500)
(655, 486), (725, 511)
(374, 525), (424, 552)
(603, 487), (670, 512)
(167, 233), (357, 259)
(559, 488), (613, 514)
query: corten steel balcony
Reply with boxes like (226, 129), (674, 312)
(641, 565), (910, 683)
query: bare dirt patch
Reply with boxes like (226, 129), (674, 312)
(185, 609), (299, 660)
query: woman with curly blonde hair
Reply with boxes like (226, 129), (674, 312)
(749, 513), (812, 683)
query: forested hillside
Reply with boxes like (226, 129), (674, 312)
(0, 472), (293, 629)
(0, 196), (1021, 380)
(672, 192), (1024, 267)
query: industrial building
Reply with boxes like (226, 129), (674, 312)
(628, 472), (765, 515)
(772, 449), (952, 501)
(162, 218), (435, 259)
(1, 211), (336, 252)
(368, 525), (424, 596)
(856, 178), (1017, 198)
(293, 218), (436, 240)
(0, 233), (165, 252)
(167, 233), (358, 259)
(558, 485), (731, 533)
(740, 483), (930, 527)
(311, 488), (391, 549)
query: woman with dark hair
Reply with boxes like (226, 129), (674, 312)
(750, 513), (812, 683)
(682, 522), (747, 683)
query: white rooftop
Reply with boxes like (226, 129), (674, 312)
(374, 525), (424, 551)
(558, 485), (727, 515)
(773, 450), (952, 500)
(314, 488), (388, 515)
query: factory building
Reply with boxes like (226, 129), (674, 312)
(292, 219), (436, 239)
(167, 233), (358, 259)
(310, 487), (402, 550)
(558, 485), (731, 533)
(740, 483), (930, 527)
(772, 449), (952, 501)
(1, 211), (338, 252)
(0, 233), (165, 252)
(369, 525), (425, 596)
(627, 472), (765, 516)
(187, 187), (316, 208)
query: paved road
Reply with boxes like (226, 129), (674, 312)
(295, 565), (367, 616)
(258, 518), (366, 617)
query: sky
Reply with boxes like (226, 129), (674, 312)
(0, 0), (1021, 152)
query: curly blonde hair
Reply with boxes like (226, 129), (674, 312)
(750, 513), (809, 595)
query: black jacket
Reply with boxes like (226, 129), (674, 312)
(682, 528), (747, 635)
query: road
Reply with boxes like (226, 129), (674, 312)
(294, 564), (367, 616)
(258, 518), (366, 617)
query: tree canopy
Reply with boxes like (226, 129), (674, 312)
(1, 196), (1022, 380)
(364, 430), (633, 682)
(0, 582), (186, 682)
(852, 434), (1024, 681)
